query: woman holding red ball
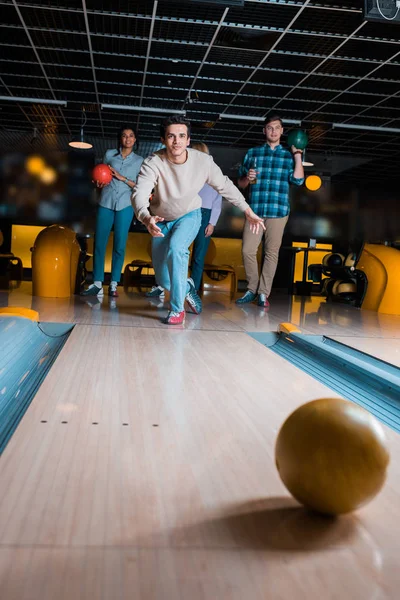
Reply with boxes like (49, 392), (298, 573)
(81, 126), (143, 298)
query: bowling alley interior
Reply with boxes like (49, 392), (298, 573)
(1, 1), (400, 599)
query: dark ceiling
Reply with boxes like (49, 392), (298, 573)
(1, 0), (400, 181)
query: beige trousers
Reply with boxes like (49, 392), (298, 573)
(242, 215), (289, 297)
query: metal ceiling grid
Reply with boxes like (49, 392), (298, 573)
(380, 96), (400, 109)
(147, 58), (199, 77)
(361, 19), (400, 41)
(2, 2), (24, 25)
(276, 32), (346, 56)
(90, 37), (148, 56)
(150, 40), (209, 60)
(85, 0), (151, 15)
(353, 79), (400, 95)
(27, 28), (89, 52)
(295, 6), (363, 36)
(15, 0), (85, 8)
(215, 27), (283, 53)
(89, 12), (151, 39)
(151, 19), (216, 45)
(339, 39), (400, 63)
(37, 47), (93, 69)
(266, 53), (327, 72)
(20, 5), (85, 31)
(316, 59), (381, 79)
(208, 46), (265, 67)
(198, 62), (253, 81)
(0, 0), (400, 182)
(375, 63), (400, 81)
(225, 4), (300, 29)
(155, 0), (225, 23)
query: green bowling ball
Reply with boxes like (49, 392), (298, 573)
(287, 129), (309, 150)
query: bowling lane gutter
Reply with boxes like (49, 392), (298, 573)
(247, 331), (400, 434)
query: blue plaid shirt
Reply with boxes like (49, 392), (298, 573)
(238, 144), (304, 218)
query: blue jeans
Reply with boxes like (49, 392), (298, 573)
(93, 205), (133, 282)
(191, 208), (212, 291)
(152, 209), (201, 312)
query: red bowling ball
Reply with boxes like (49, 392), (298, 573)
(92, 163), (112, 185)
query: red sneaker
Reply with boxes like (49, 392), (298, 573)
(257, 294), (270, 308)
(164, 310), (185, 325)
(108, 287), (119, 297)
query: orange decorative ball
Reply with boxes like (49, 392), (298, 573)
(305, 175), (322, 191)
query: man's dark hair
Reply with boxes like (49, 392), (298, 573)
(264, 113), (283, 127)
(160, 115), (191, 139)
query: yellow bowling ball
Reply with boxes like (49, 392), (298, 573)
(275, 398), (390, 515)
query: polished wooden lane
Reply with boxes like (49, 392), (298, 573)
(3, 283), (400, 340)
(0, 316), (400, 598)
(331, 337), (400, 369)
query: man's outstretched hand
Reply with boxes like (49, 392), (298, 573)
(245, 207), (266, 234)
(143, 215), (165, 237)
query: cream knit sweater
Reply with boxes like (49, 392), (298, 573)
(132, 148), (249, 222)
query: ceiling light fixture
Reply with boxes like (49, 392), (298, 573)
(69, 107), (93, 150)
(302, 149), (314, 167)
(219, 113), (302, 125)
(0, 95), (67, 106)
(101, 104), (186, 115)
(332, 122), (400, 134)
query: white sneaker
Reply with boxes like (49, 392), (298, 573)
(145, 285), (165, 298)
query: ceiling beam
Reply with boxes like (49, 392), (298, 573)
(0, 0), (364, 16)
(1, 71), (395, 105)
(81, 0), (104, 138)
(6, 57), (400, 87)
(2, 40), (396, 68)
(136, 1), (158, 132)
(181, 6), (230, 111)
(2, 22), (400, 46)
(11, 0), (71, 134)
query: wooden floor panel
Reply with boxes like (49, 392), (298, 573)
(331, 337), (400, 368)
(1, 325), (400, 597)
(1, 543), (399, 600)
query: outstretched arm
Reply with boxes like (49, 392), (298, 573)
(207, 158), (265, 234)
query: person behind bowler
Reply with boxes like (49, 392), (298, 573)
(236, 113), (305, 308)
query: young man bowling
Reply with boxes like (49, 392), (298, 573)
(132, 114), (264, 325)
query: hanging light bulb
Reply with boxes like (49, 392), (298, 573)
(69, 107), (92, 149)
(302, 149), (314, 167)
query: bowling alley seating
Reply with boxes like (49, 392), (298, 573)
(199, 264), (237, 297)
(199, 239), (237, 296)
(123, 239), (154, 286)
(75, 233), (93, 294)
(308, 243), (367, 307)
(0, 229), (23, 289)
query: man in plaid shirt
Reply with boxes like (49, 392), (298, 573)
(236, 113), (305, 308)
